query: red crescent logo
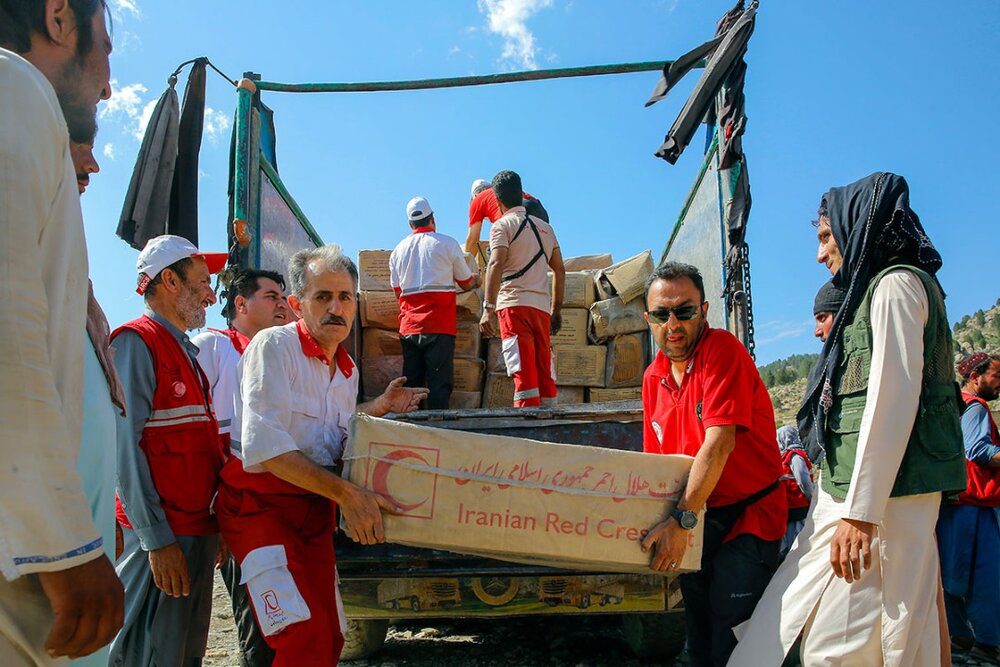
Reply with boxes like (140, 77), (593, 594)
(172, 381), (187, 398)
(371, 449), (431, 512)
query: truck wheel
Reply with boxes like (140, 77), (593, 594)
(621, 613), (685, 661)
(340, 618), (389, 661)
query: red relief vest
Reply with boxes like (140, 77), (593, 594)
(780, 448), (812, 512)
(958, 393), (1000, 507)
(112, 315), (224, 535)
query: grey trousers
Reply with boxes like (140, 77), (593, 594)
(108, 528), (217, 667)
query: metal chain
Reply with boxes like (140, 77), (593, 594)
(740, 242), (756, 359)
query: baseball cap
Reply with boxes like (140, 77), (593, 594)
(470, 178), (489, 196)
(406, 196), (434, 222)
(136, 235), (227, 295)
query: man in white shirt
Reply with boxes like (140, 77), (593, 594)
(192, 268), (289, 667)
(390, 196), (478, 409)
(214, 245), (428, 666)
(0, 2), (122, 664)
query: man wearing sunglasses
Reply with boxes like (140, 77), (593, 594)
(638, 262), (786, 667)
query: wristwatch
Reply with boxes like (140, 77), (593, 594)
(483, 300), (496, 310)
(671, 508), (698, 530)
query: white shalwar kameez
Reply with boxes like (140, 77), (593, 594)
(728, 271), (942, 667)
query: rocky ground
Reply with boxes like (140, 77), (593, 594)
(202, 572), (999, 666)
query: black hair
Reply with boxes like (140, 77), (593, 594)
(409, 213), (434, 229)
(144, 257), (193, 300)
(222, 268), (286, 323)
(0, 0), (107, 56)
(644, 261), (706, 305)
(491, 170), (523, 209)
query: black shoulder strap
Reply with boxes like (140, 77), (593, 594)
(501, 214), (548, 283)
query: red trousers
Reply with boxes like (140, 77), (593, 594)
(497, 306), (557, 407)
(215, 471), (344, 667)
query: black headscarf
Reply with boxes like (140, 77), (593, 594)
(813, 280), (846, 316)
(797, 172), (943, 456)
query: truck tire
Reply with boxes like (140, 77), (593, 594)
(621, 613), (685, 661)
(340, 618), (389, 661)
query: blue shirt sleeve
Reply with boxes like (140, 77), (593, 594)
(962, 402), (1000, 466)
(111, 330), (176, 551)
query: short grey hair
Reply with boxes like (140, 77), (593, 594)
(287, 244), (358, 297)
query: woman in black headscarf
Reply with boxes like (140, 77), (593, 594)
(730, 171), (965, 666)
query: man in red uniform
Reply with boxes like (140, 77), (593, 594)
(479, 170), (564, 407)
(638, 261), (786, 667)
(464, 177), (547, 255)
(215, 244), (428, 666)
(192, 268), (289, 667)
(390, 196), (479, 409)
(937, 352), (1000, 660)
(109, 235), (228, 667)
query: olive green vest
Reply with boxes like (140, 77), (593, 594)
(821, 265), (966, 499)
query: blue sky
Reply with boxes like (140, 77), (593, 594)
(86, 0), (1000, 365)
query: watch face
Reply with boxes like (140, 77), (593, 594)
(680, 512), (698, 530)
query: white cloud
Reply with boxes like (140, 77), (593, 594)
(477, 0), (554, 70)
(102, 143), (115, 160)
(757, 319), (814, 345)
(109, 0), (141, 19)
(100, 80), (147, 120)
(203, 107), (230, 144)
(133, 99), (157, 140)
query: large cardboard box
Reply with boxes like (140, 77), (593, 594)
(549, 271), (596, 309)
(588, 386), (642, 403)
(449, 391), (482, 410)
(455, 320), (482, 359)
(595, 251), (654, 303)
(362, 328), (402, 357)
(358, 250), (393, 292)
(564, 254), (613, 272)
(486, 338), (506, 374)
(590, 297), (647, 341)
(453, 358), (485, 394)
(554, 345), (607, 387)
(344, 415), (703, 574)
(604, 333), (649, 389)
(550, 308), (589, 347)
(361, 354), (403, 397)
(457, 289), (483, 322)
(360, 291), (400, 330)
(557, 386), (586, 404)
(482, 372), (514, 408)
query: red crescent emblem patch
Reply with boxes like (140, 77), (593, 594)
(172, 381), (187, 398)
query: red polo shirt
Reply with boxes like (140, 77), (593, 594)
(468, 189), (536, 226)
(641, 327), (787, 543)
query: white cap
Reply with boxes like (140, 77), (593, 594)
(470, 178), (489, 196)
(406, 196), (434, 223)
(135, 234), (227, 295)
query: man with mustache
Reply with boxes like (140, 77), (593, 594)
(70, 140), (99, 194)
(729, 173), (966, 666)
(0, 0), (123, 663)
(108, 235), (229, 667)
(214, 245), (427, 666)
(638, 261), (786, 666)
(192, 268), (290, 666)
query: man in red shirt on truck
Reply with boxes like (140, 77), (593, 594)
(638, 261), (786, 667)
(464, 177), (547, 255)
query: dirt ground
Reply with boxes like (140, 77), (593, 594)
(202, 572), (997, 666)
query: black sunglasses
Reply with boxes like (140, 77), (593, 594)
(646, 305), (700, 324)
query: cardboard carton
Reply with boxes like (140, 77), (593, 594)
(361, 355), (403, 397)
(563, 254), (613, 272)
(588, 386), (642, 403)
(554, 345), (607, 387)
(358, 250), (393, 292)
(455, 320), (482, 359)
(550, 308), (589, 347)
(595, 251), (654, 303)
(486, 338), (506, 374)
(457, 289), (484, 322)
(548, 271), (596, 309)
(449, 391), (482, 410)
(362, 328), (402, 357)
(604, 333), (649, 389)
(453, 358), (485, 394)
(557, 386), (586, 405)
(360, 291), (400, 330)
(482, 372), (514, 408)
(590, 297), (647, 342)
(343, 414), (703, 574)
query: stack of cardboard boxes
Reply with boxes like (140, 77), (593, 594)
(357, 248), (653, 410)
(357, 250), (486, 409)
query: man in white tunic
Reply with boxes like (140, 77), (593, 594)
(729, 172), (967, 666)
